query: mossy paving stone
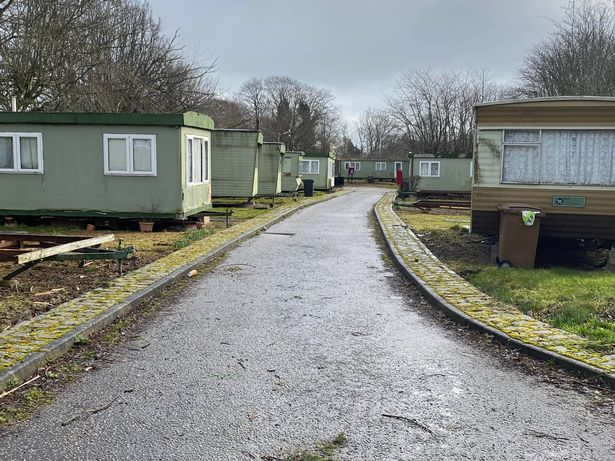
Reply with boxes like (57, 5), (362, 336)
(0, 192), (344, 380)
(376, 192), (615, 377)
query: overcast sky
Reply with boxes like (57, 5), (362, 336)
(148, 0), (567, 124)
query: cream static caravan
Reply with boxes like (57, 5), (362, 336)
(472, 97), (615, 240)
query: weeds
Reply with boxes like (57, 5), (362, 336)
(174, 228), (216, 249)
(396, 208), (615, 351)
(279, 433), (348, 461)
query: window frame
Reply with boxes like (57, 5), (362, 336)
(394, 161), (403, 171)
(375, 161), (387, 171)
(498, 128), (615, 186)
(344, 161), (361, 171)
(500, 129), (541, 185)
(419, 160), (441, 177)
(0, 132), (44, 174)
(103, 133), (157, 176)
(299, 159), (320, 174)
(186, 134), (210, 185)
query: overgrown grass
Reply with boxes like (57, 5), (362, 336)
(396, 208), (615, 351)
(470, 267), (615, 349)
(395, 209), (470, 232)
(174, 228), (216, 249)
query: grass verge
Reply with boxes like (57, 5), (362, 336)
(395, 207), (615, 351)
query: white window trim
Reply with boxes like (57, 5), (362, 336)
(299, 159), (320, 174)
(0, 132), (44, 174)
(103, 134), (157, 176)
(186, 134), (210, 185)
(344, 161), (361, 171)
(376, 161), (387, 171)
(419, 161), (440, 177)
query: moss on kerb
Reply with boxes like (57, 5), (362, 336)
(0, 192), (343, 376)
(377, 192), (615, 374)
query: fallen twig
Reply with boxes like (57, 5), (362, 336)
(61, 394), (119, 427)
(523, 429), (569, 442)
(418, 373), (446, 379)
(0, 375), (40, 400)
(217, 263), (256, 270)
(32, 288), (66, 297)
(382, 413), (434, 435)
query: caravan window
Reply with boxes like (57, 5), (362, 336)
(0, 133), (43, 174)
(104, 134), (157, 176)
(419, 161), (440, 177)
(186, 135), (209, 184)
(344, 161), (361, 171)
(299, 159), (319, 174)
(502, 129), (615, 185)
(375, 162), (387, 171)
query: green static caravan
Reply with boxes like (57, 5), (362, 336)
(210, 129), (263, 198)
(258, 142), (285, 196)
(281, 151), (304, 192)
(338, 158), (409, 181)
(299, 151), (336, 190)
(411, 154), (472, 193)
(0, 111), (214, 219)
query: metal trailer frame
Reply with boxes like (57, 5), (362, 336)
(0, 233), (134, 285)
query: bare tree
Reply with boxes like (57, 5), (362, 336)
(237, 78), (266, 130)
(236, 75), (341, 151)
(520, 1), (615, 97)
(0, 0), (218, 112)
(355, 108), (398, 157)
(205, 98), (251, 129)
(387, 68), (507, 156)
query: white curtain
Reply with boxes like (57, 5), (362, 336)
(20, 137), (38, 169)
(503, 130), (615, 185)
(540, 131), (613, 185)
(502, 145), (540, 183)
(193, 138), (202, 183)
(504, 130), (540, 143)
(187, 138), (193, 182)
(0, 137), (13, 169)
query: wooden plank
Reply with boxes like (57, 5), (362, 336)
(17, 235), (115, 265)
(0, 249), (32, 261)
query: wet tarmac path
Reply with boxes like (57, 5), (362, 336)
(2, 188), (615, 460)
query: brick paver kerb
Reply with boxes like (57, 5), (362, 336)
(0, 193), (343, 380)
(376, 192), (615, 375)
